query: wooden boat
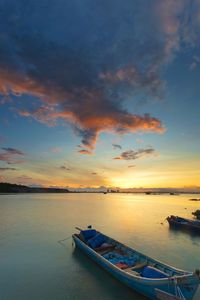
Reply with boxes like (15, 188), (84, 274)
(72, 227), (200, 300)
(167, 216), (200, 233)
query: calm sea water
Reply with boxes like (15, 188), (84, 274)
(0, 193), (200, 300)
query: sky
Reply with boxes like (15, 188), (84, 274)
(0, 0), (200, 189)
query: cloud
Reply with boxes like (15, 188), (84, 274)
(19, 106), (57, 127)
(0, 167), (17, 171)
(99, 65), (165, 99)
(112, 144), (122, 150)
(60, 165), (70, 171)
(78, 149), (92, 155)
(128, 165), (135, 168)
(0, 147), (25, 164)
(114, 148), (157, 160)
(2, 147), (25, 155)
(17, 176), (32, 180)
(16, 175), (33, 184)
(0, 176), (5, 182)
(0, 0), (199, 151)
(91, 172), (97, 175)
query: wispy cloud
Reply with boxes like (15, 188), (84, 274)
(0, 147), (25, 164)
(114, 148), (157, 160)
(128, 165), (135, 168)
(0, 167), (17, 171)
(2, 148), (24, 155)
(112, 144), (122, 150)
(78, 149), (92, 155)
(17, 176), (32, 180)
(60, 165), (70, 171)
(16, 175), (33, 185)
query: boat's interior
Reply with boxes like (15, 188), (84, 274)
(75, 230), (186, 279)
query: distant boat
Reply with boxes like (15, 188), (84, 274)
(169, 193), (179, 195)
(192, 210), (200, 220)
(72, 227), (200, 300)
(167, 215), (200, 233)
(189, 199), (200, 202)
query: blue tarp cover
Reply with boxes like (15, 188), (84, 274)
(142, 266), (168, 278)
(88, 233), (106, 248)
(81, 229), (96, 241)
(103, 252), (137, 266)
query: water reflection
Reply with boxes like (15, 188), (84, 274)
(168, 226), (200, 244)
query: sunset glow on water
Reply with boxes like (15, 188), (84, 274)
(0, 193), (200, 300)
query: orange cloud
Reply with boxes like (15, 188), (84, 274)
(0, 62), (165, 152)
(78, 149), (92, 155)
(0, 176), (5, 182)
(0, 32), (165, 154)
(1, 0), (200, 155)
(8, 72), (165, 151)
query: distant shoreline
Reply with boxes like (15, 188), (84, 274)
(0, 182), (200, 194)
(1, 192), (200, 195)
(0, 183), (69, 193)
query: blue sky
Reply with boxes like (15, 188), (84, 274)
(0, 0), (200, 188)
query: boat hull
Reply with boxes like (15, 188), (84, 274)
(167, 217), (200, 234)
(72, 234), (199, 300)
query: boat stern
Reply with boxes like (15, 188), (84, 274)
(175, 272), (200, 300)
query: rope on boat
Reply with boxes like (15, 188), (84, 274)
(177, 288), (185, 300)
(160, 218), (168, 225)
(57, 235), (72, 247)
(174, 277), (186, 300)
(57, 226), (84, 247)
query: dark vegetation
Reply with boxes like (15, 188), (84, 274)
(0, 182), (69, 193)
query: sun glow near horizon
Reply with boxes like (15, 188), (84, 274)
(15, 168), (199, 190)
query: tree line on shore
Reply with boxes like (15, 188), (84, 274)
(0, 182), (69, 193)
